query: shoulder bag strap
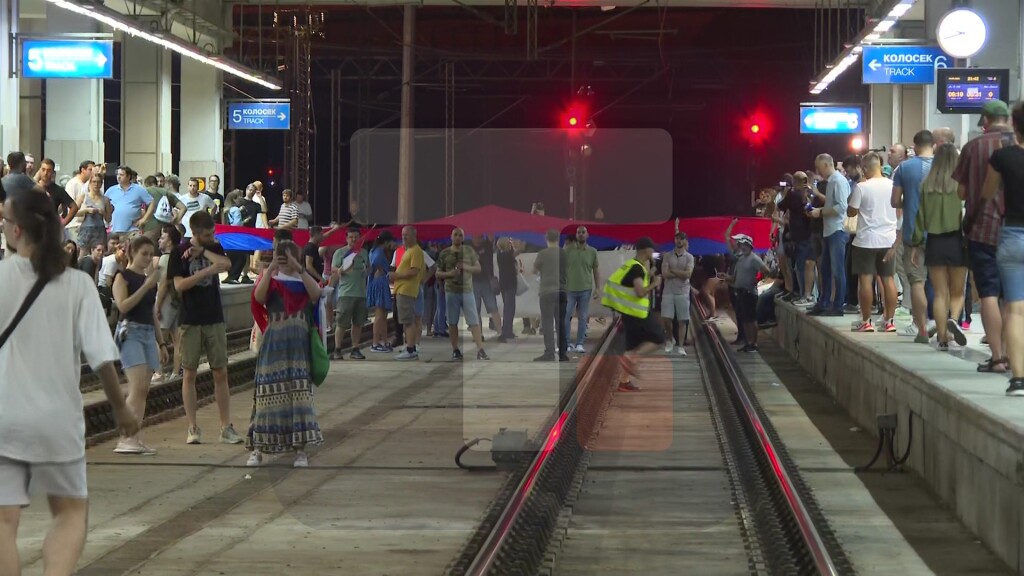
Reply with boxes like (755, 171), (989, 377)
(0, 277), (48, 351)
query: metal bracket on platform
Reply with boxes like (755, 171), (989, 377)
(491, 428), (530, 471)
(856, 412), (913, 473)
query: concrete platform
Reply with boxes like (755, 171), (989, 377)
(16, 325), (600, 576)
(773, 302), (1024, 574)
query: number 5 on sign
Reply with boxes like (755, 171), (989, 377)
(232, 109), (242, 123)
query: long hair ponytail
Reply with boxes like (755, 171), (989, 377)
(7, 189), (67, 283)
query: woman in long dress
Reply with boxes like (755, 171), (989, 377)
(247, 240), (324, 468)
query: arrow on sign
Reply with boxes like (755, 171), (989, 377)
(278, 112), (286, 121)
(95, 52), (107, 67)
(869, 60), (881, 71)
(804, 116), (815, 127)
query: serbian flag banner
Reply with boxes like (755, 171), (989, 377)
(250, 273), (326, 346)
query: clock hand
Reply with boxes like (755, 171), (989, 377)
(943, 31), (964, 40)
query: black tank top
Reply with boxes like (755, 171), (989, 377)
(118, 269), (156, 325)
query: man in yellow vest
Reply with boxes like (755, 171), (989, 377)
(601, 237), (666, 391)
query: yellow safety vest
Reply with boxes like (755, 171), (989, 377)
(601, 258), (650, 319)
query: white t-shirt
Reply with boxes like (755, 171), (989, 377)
(98, 253), (122, 288)
(177, 193), (217, 238)
(0, 256), (119, 463)
(849, 177), (898, 249)
(296, 201), (313, 229)
(66, 177), (86, 227)
(254, 194), (269, 229)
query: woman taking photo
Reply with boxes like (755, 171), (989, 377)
(75, 174), (110, 257)
(367, 231), (395, 352)
(911, 143), (968, 350)
(247, 240), (323, 467)
(111, 235), (166, 455)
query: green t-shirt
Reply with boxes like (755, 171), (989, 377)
(565, 244), (598, 292)
(332, 246), (369, 298)
(144, 187), (171, 233)
(534, 246), (566, 295)
(438, 245), (479, 293)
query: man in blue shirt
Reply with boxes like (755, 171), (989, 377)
(809, 153), (850, 316)
(105, 166), (154, 234)
(891, 130), (934, 341)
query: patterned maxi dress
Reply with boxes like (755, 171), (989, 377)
(247, 279), (324, 453)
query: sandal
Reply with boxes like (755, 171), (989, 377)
(978, 357), (1009, 373)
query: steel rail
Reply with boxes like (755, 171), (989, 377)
(693, 296), (840, 576)
(462, 318), (621, 576)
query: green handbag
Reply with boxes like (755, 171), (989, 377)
(309, 315), (329, 387)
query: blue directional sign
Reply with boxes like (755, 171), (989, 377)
(227, 102), (291, 130)
(800, 106), (863, 134)
(862, 46), (950, 85)
(21, 39), (113, 79)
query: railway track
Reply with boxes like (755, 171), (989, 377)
(447, 304), (853, 576)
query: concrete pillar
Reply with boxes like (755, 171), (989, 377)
(869, 85), (895, 149)
(43, 5), (103, 180)
(397, 5), (415, 223)
(922, 0), (1021, 145)
(0, 0), (20, 154)
(121, 35), (172, 177)
(178, 57), (223, 181)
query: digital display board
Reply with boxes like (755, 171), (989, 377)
(21, 39), (114, 79)
(799, 106), (863, 134)
(937, 68), (1010, 114)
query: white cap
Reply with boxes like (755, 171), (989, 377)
(731, 233), (753, 246)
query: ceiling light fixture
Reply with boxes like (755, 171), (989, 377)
(44, 0), (281, 90)
(809, 0), (916, 95)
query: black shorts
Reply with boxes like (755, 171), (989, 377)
(734, 289), (757, 324)
(925, 231), (966, 268)
(616, 314), (666, 352)
(851, 245), (895, 277)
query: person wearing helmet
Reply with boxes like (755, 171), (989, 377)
(723, 232), (770, 352)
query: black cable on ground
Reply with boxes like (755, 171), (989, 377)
(455, 438), (496, 471)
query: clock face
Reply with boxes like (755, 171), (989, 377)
(937, 9), (987, 59)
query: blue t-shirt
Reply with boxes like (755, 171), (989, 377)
(823, 171), (851, 238)
(892, 156), (933, 244)
(104, 184), (153, 233)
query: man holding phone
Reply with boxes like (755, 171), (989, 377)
(168, 211), (242, 445)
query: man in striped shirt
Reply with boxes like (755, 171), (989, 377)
(953, 100), (1013, 374)
(269, 188), (299, 230)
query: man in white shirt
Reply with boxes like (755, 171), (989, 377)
(177, 177), (217, 239)
(847, 152), (899, 332)
(0, 190), (136, 576)
(295, 191), (313, 229)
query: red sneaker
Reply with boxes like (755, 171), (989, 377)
(852, 321), (875, 333)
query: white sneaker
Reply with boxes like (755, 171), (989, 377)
(395, 349), (419, 360)
(294, 452), (309, 468)
(675, 346), (688, 357)
(186, 426), (201, 445)
(114, 437), (156, 455)
(899, 324), (918, 337)
(664, 342), (673, 353)
(575, 344), (585, 353)
(246, 451), (262, 467)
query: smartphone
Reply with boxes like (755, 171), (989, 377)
(779, 181), (787, 187)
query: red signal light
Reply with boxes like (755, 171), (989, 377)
(568, 116), (579, 127)
(267, 168), (274, 176)
(750, 124), (761, 134)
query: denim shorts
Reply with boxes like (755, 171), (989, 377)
(446, 291), (481, 327)
(119, 321), (161, 371)
(997, 226), (1024, 303)
(968, 240), (1002, 299)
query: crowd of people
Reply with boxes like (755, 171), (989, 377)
(742, 99), (1024, 396)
